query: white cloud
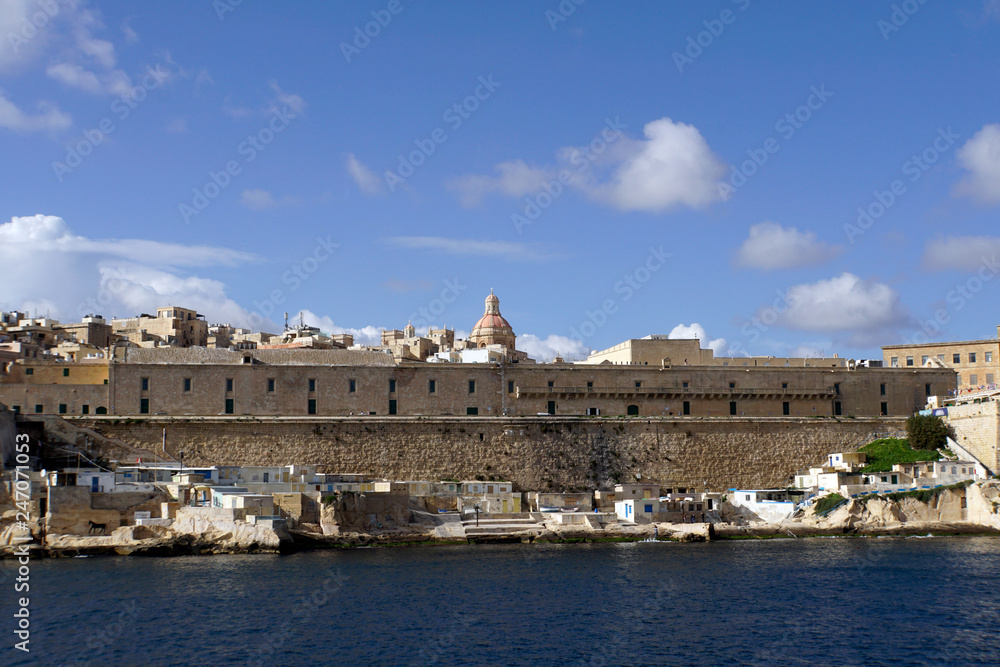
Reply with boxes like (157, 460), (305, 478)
(0, 89), (71, 132)
(954, 124), (1000, 204)
(517, 333), (589, 362)
(922, 236), (1000, 271)
(240, 189), (301, 210)
(385, 236), (561, 262)
(0, 215), (261, 324)
(586, 118), (727, 211)
(735, 222), (843, 270)
(668, 323), (728, 355)
(346, 153), (383, 195)
(268, 80), (305, 115)
(771, 273), (910, 345)
(121, 20), (139, 44)
(449, 117), (726, 212)
(448, 160), (553, 207)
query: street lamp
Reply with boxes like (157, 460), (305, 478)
(474, 502), (481, 527)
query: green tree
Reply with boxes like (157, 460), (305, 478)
(905, 414), (954, 451)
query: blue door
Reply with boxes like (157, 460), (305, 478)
(91, 476), (100, 492)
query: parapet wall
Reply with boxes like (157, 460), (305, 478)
(73, 416), (905, 491)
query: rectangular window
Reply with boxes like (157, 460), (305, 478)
(729, 382), (735, 389)
(468, 380), (476, 394)
(58, 403), (67, 414)
(987, 351), (993, 363)
(988, 374), (995, 385)
(349, 379), (356, 393)
(782, 382), (788, 389)
(881, 401), (888, 415)
(834, 401), (842, 416)
(834, 383), (840, 395)
(389, 379), (396, 393)
(226, 378), (233, 392)
(466, 407), (478, 415)
(308, 399), (317, 415)
(140, 398), (149, 414)
(880, 383), (886, 395)
(63, 368), (69, 377)
(141, 377), (149, 391)
(225, 398), (234, 414)
(970, 374), (978, 385)
(25, 367), (33, 375)
(507, 381), (514, 393)
(11, 406), (19, 414)
(308, 378), (316, 392)
(782, 401), (790, 416)
(635, 381), (641, 389)
(429, 379), (436, 394)
(644, 504), (653, 514)
(81, 405), (89, 415)
(925, 383), (932, 397)
(682, 401), (690, 415)
(953, 353), (961, 364)
(183, 378), (191, 392)
(890, 356), (898, 367)
(547, 381), (554, 388)
(730, 401), (737, 416)
(267, 378), (275, 392)
(970, 352), (977, 363)
(34, 404), (43, 413)
(906, 356), (913, 366)
(921, 355), (929, 365)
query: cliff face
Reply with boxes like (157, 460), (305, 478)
(803, 481), (1000, 533)
(75, 416), (902, 491)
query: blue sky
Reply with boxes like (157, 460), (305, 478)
(3, 0), (1000, 361)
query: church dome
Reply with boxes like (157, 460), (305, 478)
(470, 290), (515, 350)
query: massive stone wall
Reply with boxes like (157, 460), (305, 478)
(74, 416), (905, 491)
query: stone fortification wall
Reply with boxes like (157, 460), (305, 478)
(945, 401), (1000, 472)
(74, 416), (904, 491)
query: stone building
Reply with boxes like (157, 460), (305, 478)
(0, 343), (954, 419)
(112, 306), (208, 348)
(882, 327), (1000, 394)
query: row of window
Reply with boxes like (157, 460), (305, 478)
(139, 377), (480, 394)
(892, 351), (994, 366)
(11, 404), (107, 415)
(964, 373), (995, 386)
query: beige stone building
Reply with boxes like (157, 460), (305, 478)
(882, 327), (1000, 394)
(112, 306), (208, 348)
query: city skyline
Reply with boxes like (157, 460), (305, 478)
(3, 2), (1000, 361)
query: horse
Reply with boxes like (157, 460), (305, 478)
(88, 520), (106, 535)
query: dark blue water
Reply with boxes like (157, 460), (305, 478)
(5, 537), (1000, 666)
